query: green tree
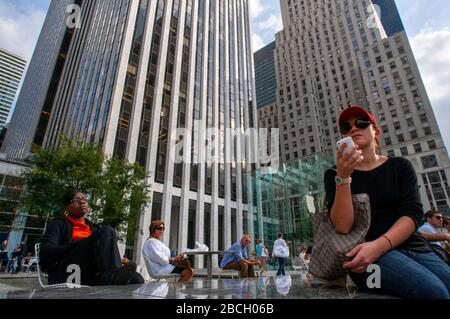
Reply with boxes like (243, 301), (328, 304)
(20, 138), (151, 236)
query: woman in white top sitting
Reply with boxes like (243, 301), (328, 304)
(142, 220), (193, 282)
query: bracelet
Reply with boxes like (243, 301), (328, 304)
(381, 234), (394, 250)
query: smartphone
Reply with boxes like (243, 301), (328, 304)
(336, 136), (354, 151)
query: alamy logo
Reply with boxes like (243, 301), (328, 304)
(66, 264), (82, 287)
(367, 4), (381, 30)
(66, 4), (82, 29)
(172, 122), (280, 174)
(366, 264), (381, 289)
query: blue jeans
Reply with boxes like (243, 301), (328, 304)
(276, 257), (286, 276)
(350, 249), (450, 299)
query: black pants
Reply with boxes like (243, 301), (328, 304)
(48, 226), (122, 285)
(16, 255), (24, 273)
(276, 257), (286, 276)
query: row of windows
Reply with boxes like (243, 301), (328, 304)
(386, 140), (438, 158)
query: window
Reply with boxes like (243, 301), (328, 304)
(414, 143), (422, 153)
(401, 56), (409, 65)
(397, 134), (404, 142)
(420, 114), (428, 123)
(410, 130), (418, 139)
(387, 150), (395, 157)
(428, 140), (437, 150)
(387, 98), (395, 107)
(416, 101), (424, 110)
(402, 105), (410, 115)
(400, 147), (408, 156)
(385, 137), (392, 145)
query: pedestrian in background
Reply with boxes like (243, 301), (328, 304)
(273, 233), (289, 276)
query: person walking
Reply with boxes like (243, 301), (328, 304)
(273, 233), (289, 276)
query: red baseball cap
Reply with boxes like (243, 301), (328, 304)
(338, 106), (377, 128)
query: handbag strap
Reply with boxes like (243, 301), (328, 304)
(322, 168), (337, 217)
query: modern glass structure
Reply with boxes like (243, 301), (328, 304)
(0, 159), (50, 257)
(252, 151), (334, 254)
(254, 41), (277, 108)
(371, 0), (405, 36)
(0, 49), (26, 129)
(3, 0), (259, 272)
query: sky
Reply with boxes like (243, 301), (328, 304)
(0, 0), (449, 149)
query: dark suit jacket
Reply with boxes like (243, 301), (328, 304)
(40, 216), (98, 272)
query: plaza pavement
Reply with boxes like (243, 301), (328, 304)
(0, 269), (396, 299)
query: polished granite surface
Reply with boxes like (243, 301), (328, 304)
(0, 272), (396, 299)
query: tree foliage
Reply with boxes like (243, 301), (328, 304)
(20, 138), (151, 236)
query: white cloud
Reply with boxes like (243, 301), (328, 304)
(410, 27), (450, 150)
(252, 32), (264, 52)
(0, 1), (47, 60)
(258, 14), (283, 32)
(249, 0), (265, 19)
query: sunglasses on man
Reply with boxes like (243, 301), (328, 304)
(340, 119), (372, 135)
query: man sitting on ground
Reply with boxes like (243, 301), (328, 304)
(220, 234), (260, 278)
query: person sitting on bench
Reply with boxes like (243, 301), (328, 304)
(220, 234), (260, 278)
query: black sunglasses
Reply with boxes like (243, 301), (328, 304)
(340, 119), (372, 135)
(156, 226), (165, 231)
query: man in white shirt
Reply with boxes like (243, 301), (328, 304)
(418, 210), (450, 248)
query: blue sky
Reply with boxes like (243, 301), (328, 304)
(1, 0), (450, 149)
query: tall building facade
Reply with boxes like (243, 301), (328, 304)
(2, 0), (74, 158)
(0, 49), (27, 129)
(254, 41), (277, 109)
(3, 0), (258, 270)
(371, 0), (405, 37)
(259, 0), (449, 213)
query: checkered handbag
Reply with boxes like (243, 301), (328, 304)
(309, 193), (371, 281)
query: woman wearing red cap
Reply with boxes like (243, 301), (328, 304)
(324, 106), (450, 299)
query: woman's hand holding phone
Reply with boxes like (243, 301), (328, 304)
(336, 137), (363, 178)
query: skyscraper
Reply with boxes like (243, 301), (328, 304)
(2, 0), (75, 158)
(3, 0), (258, 270)
(259, 0), (449, 213)
(254, 41), (277, 109)
(371, 0), (405, 36)
(0, 49), (27, 129)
